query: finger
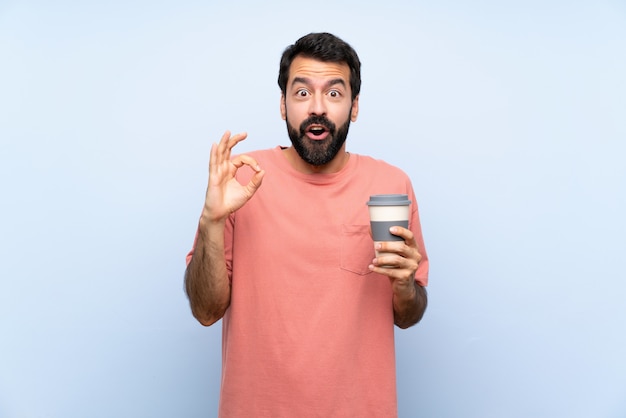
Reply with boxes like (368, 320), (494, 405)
(390, 226), (417, 247)
(216, 130), (232, 159)
(209, 132), (229, 174)
(374, 240), (421, 268)
(370, 254), (418, 280)
(378, 239), (422, 265)
(232, 154), (265, 194)
(390, 228), (422, 264)
(231, 154), (262, 172)
(212, 131), (248, 170)
(244, 169), (266, 196)
(368, 260), (410, 279)
(219, 131), (247, 159)
(227, 132), (248, 150)
(390, 226), (413, 240)
(209, 141), (215, 168)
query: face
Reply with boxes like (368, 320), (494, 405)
(280, 56), (359, 167)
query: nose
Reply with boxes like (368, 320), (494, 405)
(308, 94), (326, 116)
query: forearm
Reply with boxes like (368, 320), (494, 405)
(184, 217), (231, 326)
(393, 280), (427, 329)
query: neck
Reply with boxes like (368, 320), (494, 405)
(282, 146), (350, 174)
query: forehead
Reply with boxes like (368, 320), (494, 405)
(288, 56), (351, 85)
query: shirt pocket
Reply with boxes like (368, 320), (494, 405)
(340, 224), (375, 275)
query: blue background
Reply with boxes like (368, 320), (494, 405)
(1, 1), (625, 417)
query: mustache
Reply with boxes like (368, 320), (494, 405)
(299, 115), (336, 136)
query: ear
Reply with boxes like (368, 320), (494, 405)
(350, 95), (359, 122)
(280, 94), (286, 120)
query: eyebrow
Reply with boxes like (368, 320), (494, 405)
(291, 77), (347, 89)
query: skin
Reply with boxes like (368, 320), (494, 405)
(280, 56), (358, 174)
(185, 56), (427, 328)
(184, 131), (265, 326)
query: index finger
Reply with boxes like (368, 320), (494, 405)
(390, 226), (416, 246)
(231, 154), (262, 172)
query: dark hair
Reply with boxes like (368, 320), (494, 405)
(278, 32), (361, 101)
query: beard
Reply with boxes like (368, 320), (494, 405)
(286, 113), (351, 166)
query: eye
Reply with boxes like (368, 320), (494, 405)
(328, 89), (341, 98)
(296, 89), (309, 97)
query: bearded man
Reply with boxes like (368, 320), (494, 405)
(185, 32), (429, 418)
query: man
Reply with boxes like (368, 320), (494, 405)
(185, 32), (429, 417)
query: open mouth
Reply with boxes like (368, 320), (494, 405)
(309, 127), (326, 135)
(307, 125), (329, 139)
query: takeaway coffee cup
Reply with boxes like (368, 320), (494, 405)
(367, 194), (411, 260)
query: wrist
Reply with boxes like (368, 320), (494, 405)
(394, 278), (417, 301)
(199, 208), (228, 226)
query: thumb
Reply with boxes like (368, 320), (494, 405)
(244, 169), (265, 196)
